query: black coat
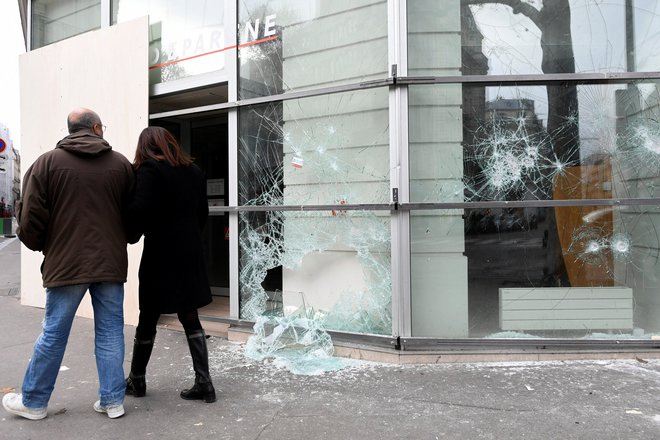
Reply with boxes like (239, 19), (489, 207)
(129, 159), (212, 313)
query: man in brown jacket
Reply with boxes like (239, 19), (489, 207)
(2, 108), (134, 420)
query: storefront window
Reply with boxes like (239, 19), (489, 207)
(32, 0), (101, 49)
(238, 0), (389, 99)
(412, 204), (660, 338)
(408, 0), (660, 76)
(409, 80), (660, 338)
(113, 0), (225, 84)
(237, 88), (391, 335)
(410, 82), (660, 203)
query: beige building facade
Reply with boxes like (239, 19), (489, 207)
(16, 0), (660, 357)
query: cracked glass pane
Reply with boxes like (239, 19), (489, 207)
(411, 82), (660, 203)
(237, 3), (391, 351)
(409, 80), (660, 338)
(238, 0), (388, 99)
(409, 0), (660, 76)
(238, 88), (392, 337)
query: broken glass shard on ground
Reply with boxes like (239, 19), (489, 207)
(244, 307), (359, 375)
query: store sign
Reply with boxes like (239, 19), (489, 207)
(149, 15), (278, 70)
(242, 14), (277, 42)
(153, 29), (223, 63)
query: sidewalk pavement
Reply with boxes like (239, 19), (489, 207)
(1, 236), (660, 439)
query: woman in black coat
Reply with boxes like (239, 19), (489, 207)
(125, 126), (215, 403)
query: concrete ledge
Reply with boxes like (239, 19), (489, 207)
(227, 326), (252, 343)
(225, 324), (660, 364)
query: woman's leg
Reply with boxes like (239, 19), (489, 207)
(126, 309), (160, 397)
(178, 309), (216, 403)
(176, 309), (202, 334)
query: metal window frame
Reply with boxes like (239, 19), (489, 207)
(101, 0), (110, 27)
(149, 69), (660, 121)
(27, 0), (660, 346)
(154, 0), (660, 347)
(388, 0), (411, 338)
(399, 337), (660, 352)
(226, 0), (240, 320)
(26, 1), (32, 50)
(206, 197), (660, 214)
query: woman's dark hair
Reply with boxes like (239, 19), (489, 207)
(133, 126), (193, 169)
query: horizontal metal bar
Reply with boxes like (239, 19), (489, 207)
(236, 78), (393, 107)
(150, 71), (660, 120)
(399, 71), (660, 86)
(209, 203), (395, 214)
(327, 330), (400, 348)
(199, 313), (660, 352)
(208, 198), (660, 215)
(198, 313), (399, 348)
(400, 337), (660, 352)
(150, 78), (393, 120)
(400, 198), (660, 210)
(150, 102), (236, 119)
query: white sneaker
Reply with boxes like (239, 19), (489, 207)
(93, 400), (125, 419)
(2, 393), (47, 420)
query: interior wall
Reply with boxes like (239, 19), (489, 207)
(408, 0), (469, 337)
(19, 17), (149, 325)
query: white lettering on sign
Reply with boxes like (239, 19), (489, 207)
(264, 15), (277, 37)
(148, 15), (279, 69)
(242, 14), (277, 42)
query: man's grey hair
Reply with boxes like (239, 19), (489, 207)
(67, 111), (101, 134)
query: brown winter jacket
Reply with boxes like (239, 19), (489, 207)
(16, 130), (135, 288)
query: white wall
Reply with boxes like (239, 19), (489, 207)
(408, 0), (469, 337)
(19, 17), (149, 325)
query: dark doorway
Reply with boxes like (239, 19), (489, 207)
(150, 112), (230, 324)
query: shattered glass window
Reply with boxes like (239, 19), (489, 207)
(409, 80), (660, 338)
(236, 0), (390, 361)
(237, 88), (392, 336)
(238, 0), (388, 99)
(411, 82), (660, 204)
(407, 0), (660, 340)
(408, 0), (660, 76)
(412, 205), (660, 338)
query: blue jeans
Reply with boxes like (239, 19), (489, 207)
(21, 283), (125, 409)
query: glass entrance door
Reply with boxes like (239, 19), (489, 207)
(151, 113), (229, 304)
(191, 116), (229, 297)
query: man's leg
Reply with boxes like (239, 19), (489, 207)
(89, 282), (125, 409)
(21, 284), (88, 408)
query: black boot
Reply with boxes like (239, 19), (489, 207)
(125, 336), (155, 397)
(180, 330), (216, 403)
